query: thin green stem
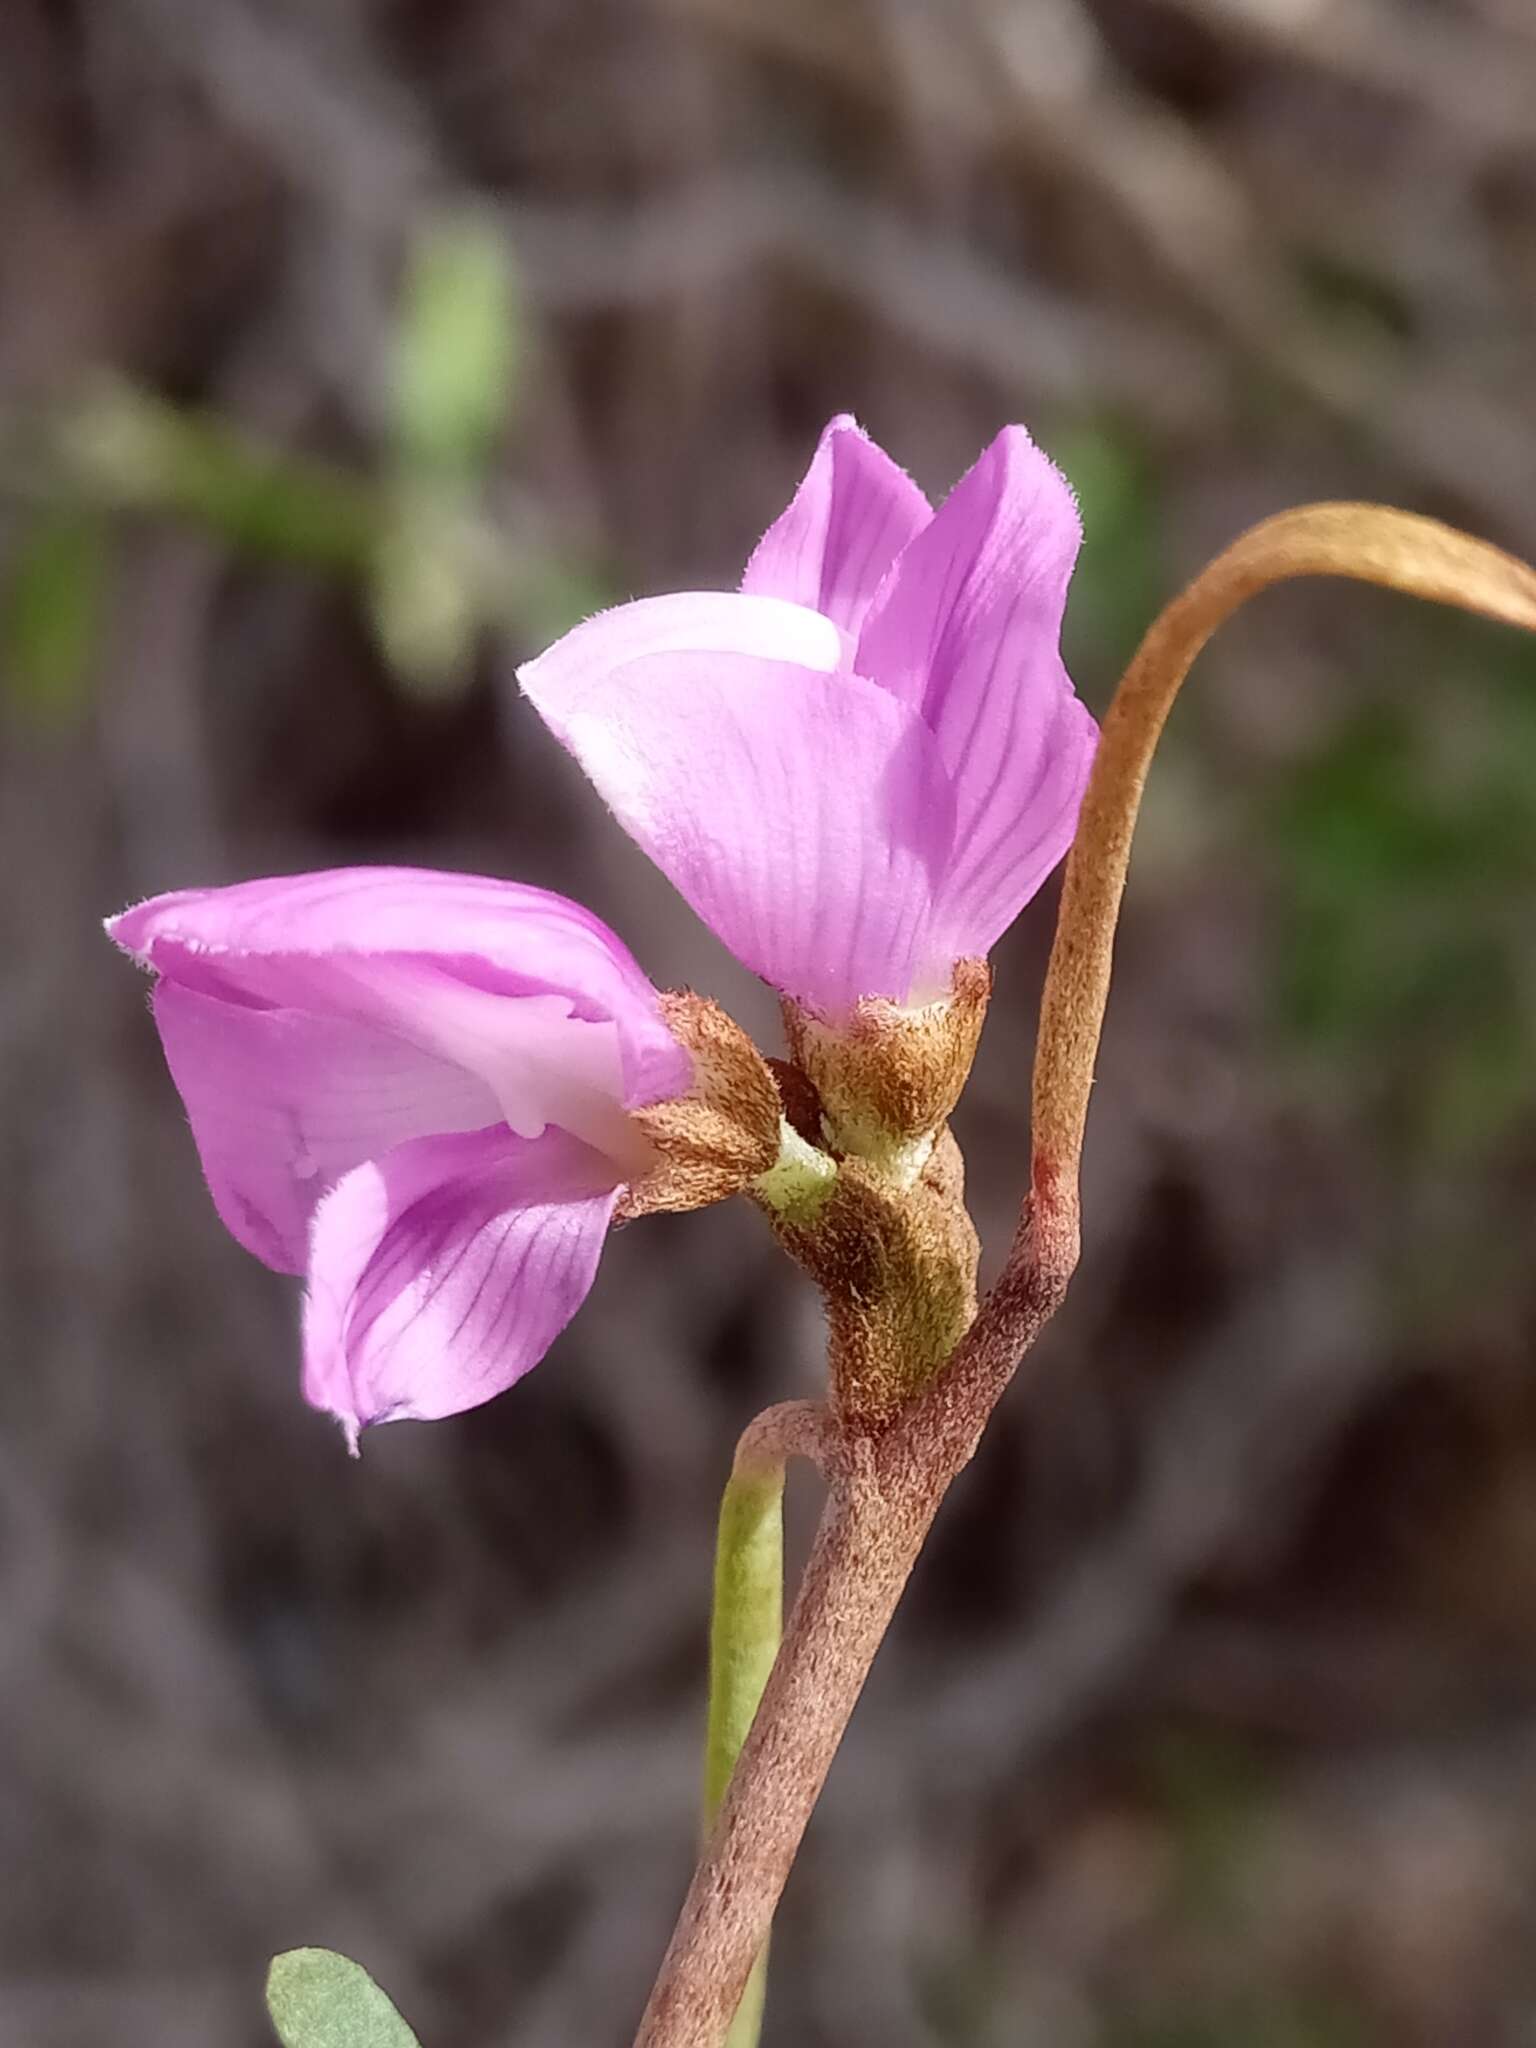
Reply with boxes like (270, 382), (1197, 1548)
(720, 1938), (767, 2048)
(701, 1405), (829, 2048)
(705, 1458), (785, 1822)
(705, 1457), (782, 2048)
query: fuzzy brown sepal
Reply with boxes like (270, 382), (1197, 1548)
(781, 959), (990, 1174)
(617, 991), (783, 1222)
(763, 1124), (980, 1427)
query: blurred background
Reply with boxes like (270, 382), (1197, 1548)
(5, 1), (1536, 2043)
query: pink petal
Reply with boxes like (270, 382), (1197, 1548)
(524, 646), (957, 1016)
(302, 1127), (620, 1440)
(741, 415), (931, 635)
(152, 979), (625, 1271)
(518, 589), (847, 703)
(108, 868), (690, 1111)
(856, 425), (1096, 959)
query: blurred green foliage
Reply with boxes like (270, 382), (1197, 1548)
(1102, 1734), (1372, 2048)
(912, 1729), (1375, 2048)
(389, 209), (518, 479)
(1295, 249), (1416, 353)
(1145, 1729), (1275, 1926)
(373, 209), (521, 690)
(59, 382), (380, 568)
(1051, 410), (1536, 1176)
(1110, 1994), (1369, 2048)
(1, 208), (608, 720)
(369, 480), (490, 690)
(1, 502), (108, 723)
(1265, 623), (1536, 1155)
(1056, 418), (1163, 692)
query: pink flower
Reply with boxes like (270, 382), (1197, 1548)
(519, 417), (1097, 1019)
(108, 869), (691, 1444)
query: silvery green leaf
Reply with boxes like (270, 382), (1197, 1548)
(266, 1947), (422, 2048)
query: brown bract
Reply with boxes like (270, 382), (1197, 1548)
(781, 958), (990, 1167)
(617, 992), (783, 1222)
(765, 1127), (979, 1426)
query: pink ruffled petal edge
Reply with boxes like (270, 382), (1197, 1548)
(108, 867), (690, 1111)
(303, 1126), (621, 1444)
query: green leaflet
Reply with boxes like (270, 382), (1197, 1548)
(266, 1948), (423, 2048)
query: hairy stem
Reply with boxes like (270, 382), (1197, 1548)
(635, 503), (1536, 2048)
(635, 1214), (1071, 2048)
(640, 1462), (932, 2048)
(1032, 503), (1536, 1185)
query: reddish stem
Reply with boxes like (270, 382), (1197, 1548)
(633, 503), (1536, 2048)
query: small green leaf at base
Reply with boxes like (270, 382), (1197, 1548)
(266, 1948), (422, 2048)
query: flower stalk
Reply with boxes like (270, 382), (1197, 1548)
(636, 503), (1536, 2048)
(1031, 504), (1536, 1199)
